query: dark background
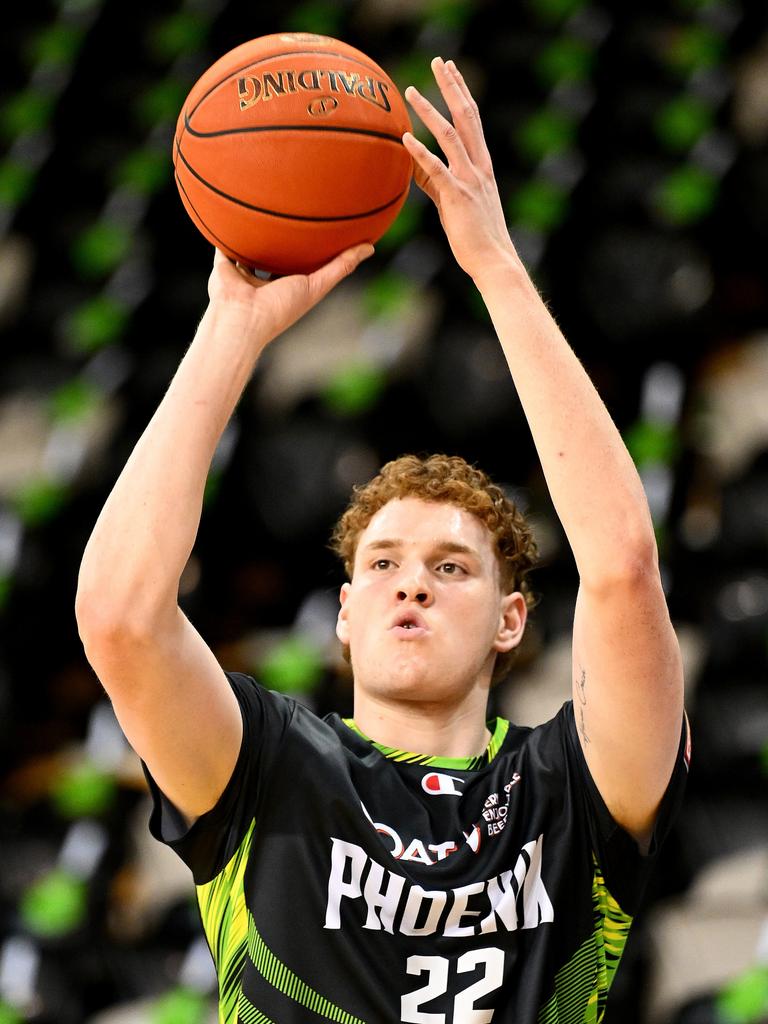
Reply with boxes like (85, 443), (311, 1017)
(0, 0), (767, 1021)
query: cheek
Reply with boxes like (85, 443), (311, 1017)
(341, 588), (376, 642)
(460, 593), (503, 642)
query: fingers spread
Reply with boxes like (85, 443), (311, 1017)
(404, 84), (471, 175)
(433, 57), (492, 173)
(402, 131), (445, 201)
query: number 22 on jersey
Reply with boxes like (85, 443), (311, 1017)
(401, 947), (505, 1023)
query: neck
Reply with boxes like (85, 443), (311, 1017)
(351, 689), (492, 758)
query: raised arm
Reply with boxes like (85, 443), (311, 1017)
(404, 58), (683, 850)
(76, 245), (372, 823)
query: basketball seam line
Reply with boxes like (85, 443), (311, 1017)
(188, 48), (394, 121)
(183, 114), (404, 144)
(175, 170), (256, 266)
(174, 137), (409, 223)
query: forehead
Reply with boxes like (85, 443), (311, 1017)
(356, 497), (495, 560)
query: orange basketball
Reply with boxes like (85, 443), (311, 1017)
(173, 33), (413, 275)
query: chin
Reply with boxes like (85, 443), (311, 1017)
(357, 659), (467, 705)
(368, 682), (453, 706)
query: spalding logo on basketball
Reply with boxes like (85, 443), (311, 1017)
(236, 68), (392, 117)
(173, 33), (413, 276)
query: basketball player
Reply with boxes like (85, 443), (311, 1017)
(76, 57), (688, 1022)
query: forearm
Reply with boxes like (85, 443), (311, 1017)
(76, 238), (371, 635)
(476, 255), (655, 583)
(77, 302), (269, 630)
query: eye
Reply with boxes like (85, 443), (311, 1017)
(372, 558), (393, 570)
(437, 561), (464, 575)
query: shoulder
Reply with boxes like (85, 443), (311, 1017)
(496, 703), (574, 763)
(491, 703), (608, 813)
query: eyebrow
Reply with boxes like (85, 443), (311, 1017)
(363, 538), (479, 558)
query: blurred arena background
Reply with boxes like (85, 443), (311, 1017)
(0, 0), (767, 1021)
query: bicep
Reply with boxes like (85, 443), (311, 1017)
(572, 569), (684, 845)
(83, 610), (242, 824)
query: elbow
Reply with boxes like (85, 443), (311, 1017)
(617, 534), (660, 582)
(76, 555), (121, 638)
(75, 574), (126, 646)
(76, 579), (173, 656)
(580, 533), (661, 594)
(76, 591), (135, 663)
(75, 579), (105, 646)
(76, 600), (171, 701)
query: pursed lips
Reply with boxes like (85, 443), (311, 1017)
(389, 610), (429, 637)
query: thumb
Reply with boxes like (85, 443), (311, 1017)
(306, 243), (375, 304)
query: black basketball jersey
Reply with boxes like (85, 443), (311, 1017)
(144, 672), (688, 1024)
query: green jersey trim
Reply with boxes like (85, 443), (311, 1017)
(196, 819), (367, 1024)
(341, 716), (510, 769)
(247, 911), (366, 1024)
(196, 819), (255, 1024)
(237, 999), (275, 1024)
(537, 856), (633, 1023)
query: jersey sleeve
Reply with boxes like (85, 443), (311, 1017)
(561, 700), (689, 914)
(142, 671), (294, 884)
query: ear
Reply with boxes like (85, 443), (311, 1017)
(493, 591), (527, 653)
(336, 582), (352, 645)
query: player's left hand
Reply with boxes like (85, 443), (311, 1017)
(404, 58), (518, 284)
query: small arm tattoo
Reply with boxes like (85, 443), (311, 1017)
(580, 707), (590, 743)
(577, 667), (590, 742)
(577, 667), (587, 705)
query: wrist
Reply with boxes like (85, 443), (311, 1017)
(472, 249), (533, 296)
(203, 298), (273, 350)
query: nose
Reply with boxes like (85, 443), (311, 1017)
(396, 564), (433, 606)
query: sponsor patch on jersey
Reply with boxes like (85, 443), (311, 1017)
(421, 772), (464, 796)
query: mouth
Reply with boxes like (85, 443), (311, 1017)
(390, 612), (429, 637)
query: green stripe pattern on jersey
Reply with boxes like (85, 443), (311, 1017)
(195, 818), (366, 1024)
(196, 819), (254, 1023)
(244, 912), (366, 1023)
(342, 717), (510, 770)
(237, 1002), (275, 1024)
(537, 857), (632, 1023)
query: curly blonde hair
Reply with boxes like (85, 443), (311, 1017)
(330, 454), (538, 683)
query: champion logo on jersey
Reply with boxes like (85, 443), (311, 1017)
(421, 772), (464, 796)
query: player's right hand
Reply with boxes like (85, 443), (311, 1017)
(207, 244), (374, 343)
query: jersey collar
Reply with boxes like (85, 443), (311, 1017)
(341, 717), (510, 770)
